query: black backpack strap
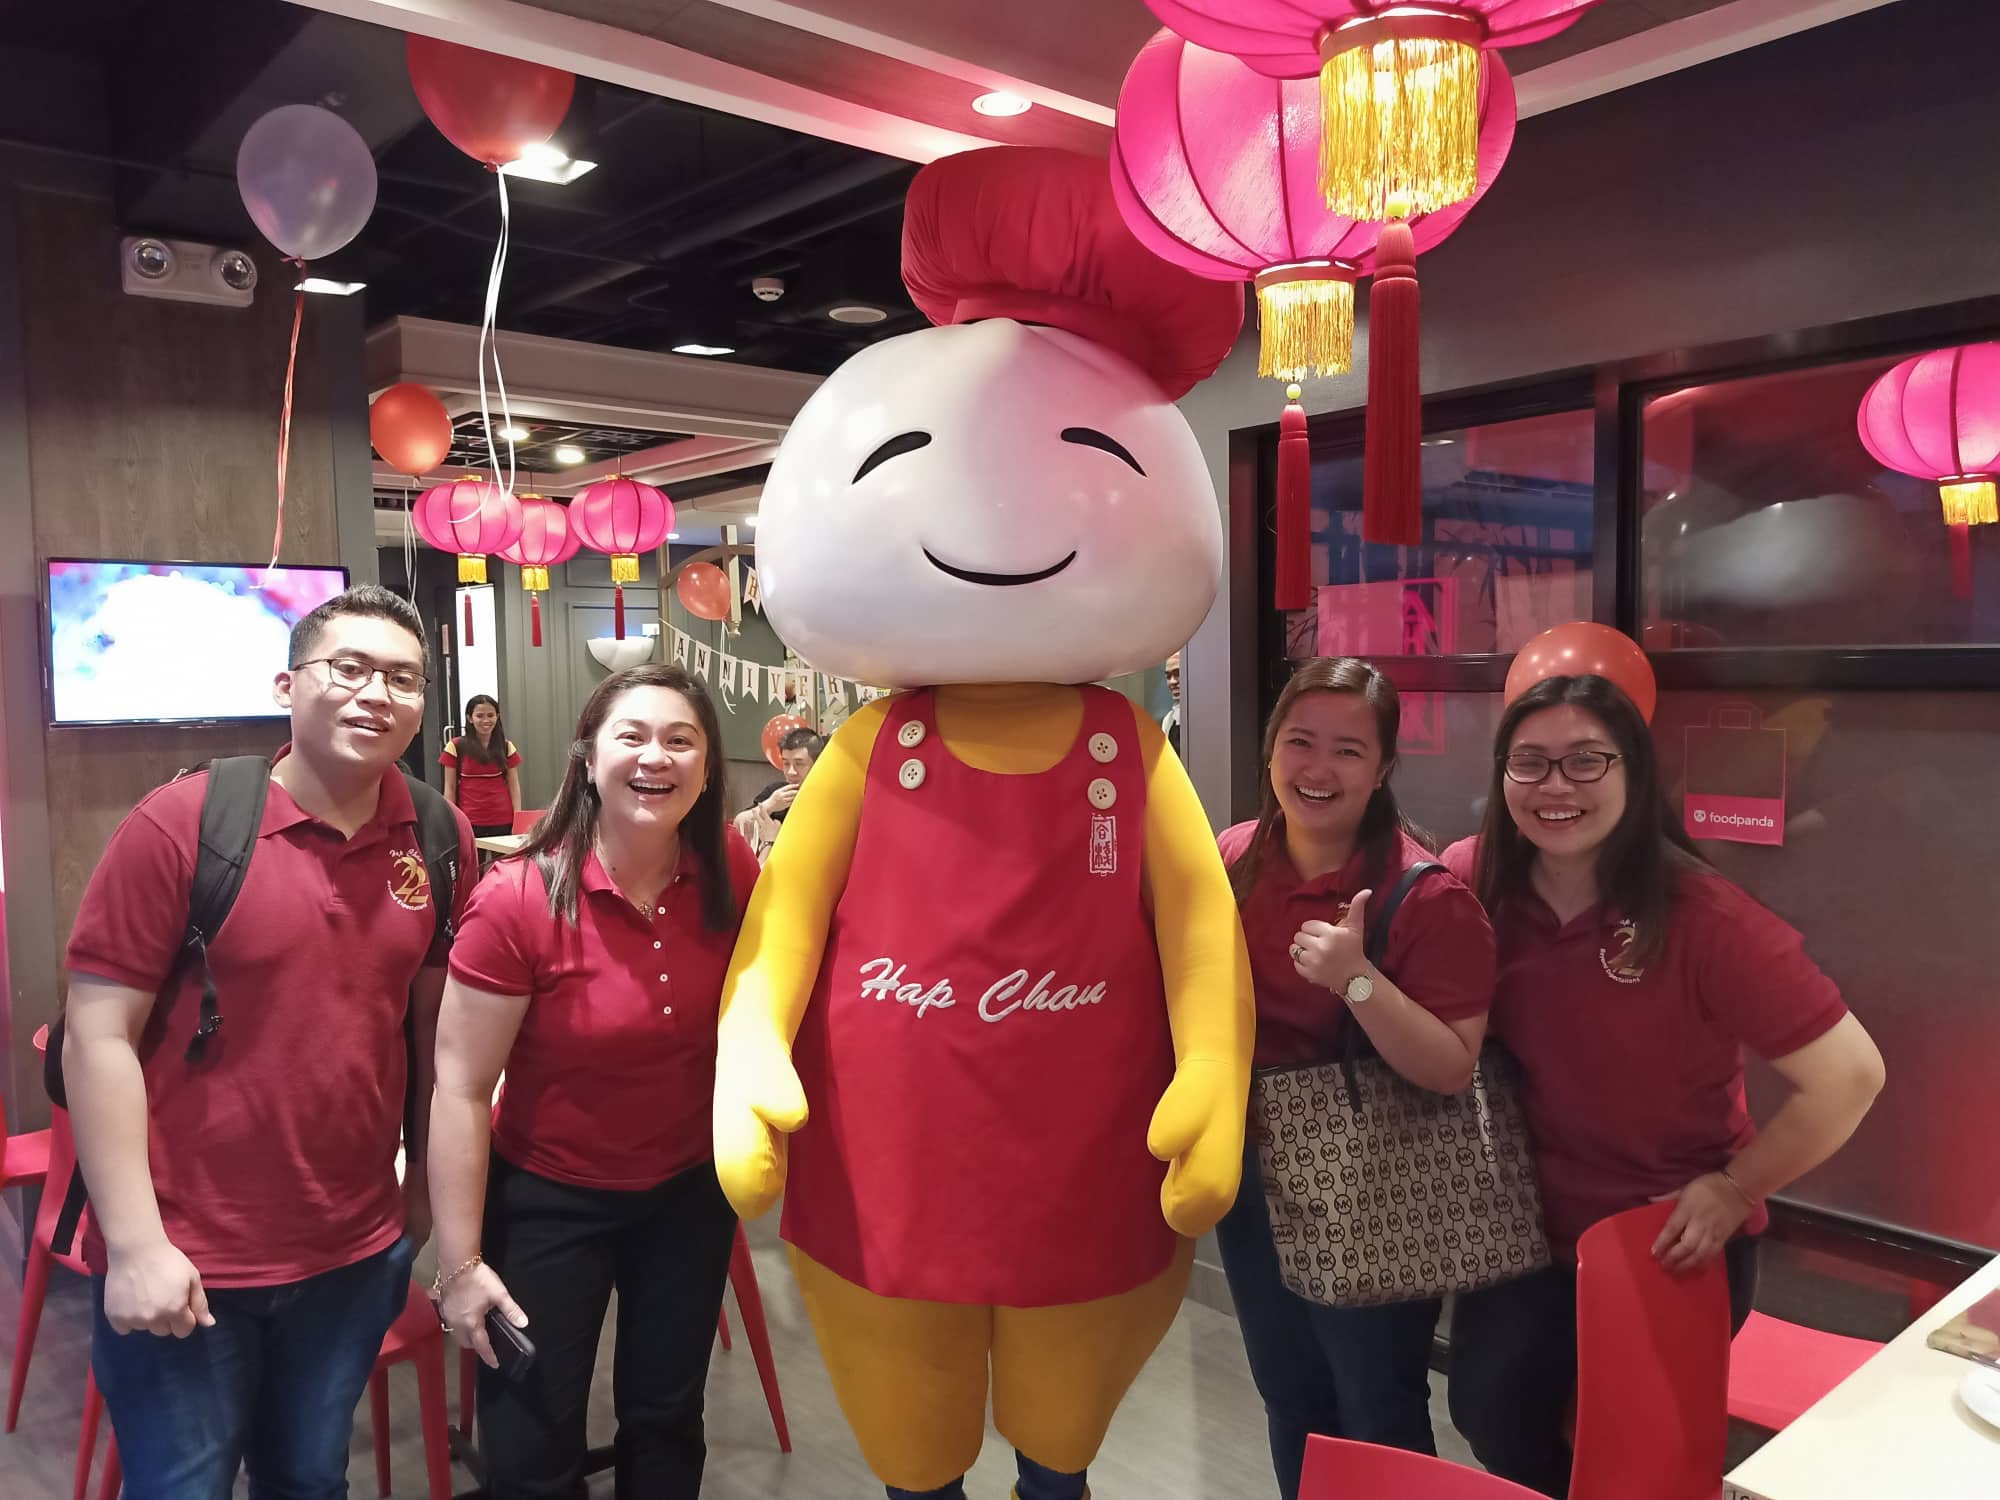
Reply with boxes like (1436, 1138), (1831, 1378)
(181, 757), (272, 1064)
(1336, 859), (1447, 1082)
(402, 771), (461, 957)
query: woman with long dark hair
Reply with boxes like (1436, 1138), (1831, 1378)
(1214, 658), (1496, 1500)
(426, 665), (759, 1498)
(442, 693), (523, 838)
(1442, 673), (1885, 1496)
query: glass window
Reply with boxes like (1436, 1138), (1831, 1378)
(1639, 355), (2000, 648)
(1284, 407), (1596, 661)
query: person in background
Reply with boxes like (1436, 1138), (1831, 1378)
(62, 585), (475, 1498)
(1162, 649), (1183, 757)
(429, 664), (759, 1499)
(443, 693), (524, 839)
(1212, 657), (1495, 1500)
(733, 725), (823, 863)
(1443, 673), (1886, 1497)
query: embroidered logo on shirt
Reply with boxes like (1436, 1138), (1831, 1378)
(1088, 813), (1117, 876)
(1600, 917), (1644, 984)
(388, 849), (432, 912)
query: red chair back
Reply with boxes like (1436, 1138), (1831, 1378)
(1569, 1201), (1731, 1500)
(511, 810), (544, 835)
(1300, 1436), (1547, 1498)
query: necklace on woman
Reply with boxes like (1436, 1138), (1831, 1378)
(595, 834), (679, 915)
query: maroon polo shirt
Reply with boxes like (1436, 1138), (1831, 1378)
(448, 828), (760, 1191)
(64, 751), (476, 1286)
(1441, 837), (1849, 1256)
(1219, 824), (1495, 1069)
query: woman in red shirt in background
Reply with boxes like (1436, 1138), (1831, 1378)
(1443, 673), (1885, 1497)
(442, 694), (523, 838)
(1214, 658), (1496, 1500)
(426, 665), (759, 1499)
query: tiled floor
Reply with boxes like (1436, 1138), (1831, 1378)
(0, 1214), (1477, 1498)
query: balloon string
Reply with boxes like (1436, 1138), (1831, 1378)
(477, 168), (518, 501)
(402, 477), (418, 607)
(269, 261), (307, 569)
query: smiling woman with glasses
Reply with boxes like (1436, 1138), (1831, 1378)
(1436, 671), (1886, 1496)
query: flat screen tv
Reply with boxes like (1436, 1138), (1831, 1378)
(46, 558), (350, 726)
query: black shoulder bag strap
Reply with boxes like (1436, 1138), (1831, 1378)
(399, 771), (461, 1146)
(1334, 859), (1446, 1101)
(50, 756), (271, 1256)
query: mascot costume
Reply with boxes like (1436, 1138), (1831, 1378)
(714, 146), (1254, 1500)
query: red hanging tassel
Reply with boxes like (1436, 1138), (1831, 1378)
(613, 581), (627, 640)
(1275, 385), (1312, 610)
(1363, 214), (1423, 547)
(1950, 522), (1973, 600)
(531, 592), (544, 647)
(462, 590), (474, 647)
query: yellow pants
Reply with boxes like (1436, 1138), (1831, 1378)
(790, 1239), (1195, 1491)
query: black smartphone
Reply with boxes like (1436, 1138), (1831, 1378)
(484, 1308), (537, 1381)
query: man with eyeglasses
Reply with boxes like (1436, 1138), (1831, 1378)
(61, 584), (476, 1498)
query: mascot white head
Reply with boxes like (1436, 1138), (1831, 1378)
(756, 146), (1243, 687)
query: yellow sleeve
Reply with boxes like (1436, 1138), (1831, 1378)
(1132, 701), (1255, 1236)
(712, 697), (890, 1216)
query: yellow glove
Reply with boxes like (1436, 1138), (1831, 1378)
(712, 700), (886, 1220)
(1132, 703), (1254, 1238)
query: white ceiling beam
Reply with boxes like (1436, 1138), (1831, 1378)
(285, 0), (997, 162)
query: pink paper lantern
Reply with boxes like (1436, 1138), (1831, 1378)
(569, 475), (674, 639)
(1858, 343), (2000, 598)
(498, 495), (583, 647)
(1143, 0), (1594, 219)
(410, 476), (524, 585)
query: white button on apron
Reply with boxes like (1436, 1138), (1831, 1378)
(899, 758), (927, 789)
(1087, 778), (1116, 810)
(898, 720), (927, 748)
(1088, 733), (1119, 764)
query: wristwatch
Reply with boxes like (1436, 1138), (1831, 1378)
(1340, 973), (1375, 1006)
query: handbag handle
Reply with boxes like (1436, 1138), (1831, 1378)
(1334, 860), (1446, 1098)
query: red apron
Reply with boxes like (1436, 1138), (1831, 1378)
(782, 686), (1177, 1306)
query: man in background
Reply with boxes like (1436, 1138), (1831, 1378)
(735, 725), (824, 863)
(1162, 650), (1183, 758)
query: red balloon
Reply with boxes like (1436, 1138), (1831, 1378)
(676, 562), (732, 622)
(762, 713), (811, 771)
(369, 383), (453, 476)
(1504, 622), (1657, 724)
(407, 34), (575, 168)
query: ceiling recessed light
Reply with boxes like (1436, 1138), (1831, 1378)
(668, 531), (681, 541)
(553, 444), (586, 465)
(973, 90), (1032, 117)
(499, 143), (598, 186)
(496, 423), (530, 442)
(828, 303), (889, 325)
(743, 514), (759, 527)
(294, 278), (366, 296)
(672, 343), (736, 357)
(1420, 437), (1457, 447)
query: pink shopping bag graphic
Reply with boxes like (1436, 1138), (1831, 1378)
(1683, 706), (1786, 847)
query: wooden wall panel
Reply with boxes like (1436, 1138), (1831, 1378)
(16, 188), (343, 1047)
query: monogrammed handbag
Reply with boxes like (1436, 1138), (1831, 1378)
(1251, 861), (1550, 1309)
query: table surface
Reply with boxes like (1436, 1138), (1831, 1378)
(1726, 1251), (2000, 1499)
(473, 833), (526, 854)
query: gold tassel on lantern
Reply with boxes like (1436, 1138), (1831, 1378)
(1254, 263), (1356, 382)
(610, 553), (640, 585)
(521, 565), (550, 594)
(457, 554), (487, 584)
(1939, 478), (1998, 527)
(1319, 13), (1483, 221)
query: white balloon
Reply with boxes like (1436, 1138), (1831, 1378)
(236, 104), (378, 262)
(757, 320), (1222, 688)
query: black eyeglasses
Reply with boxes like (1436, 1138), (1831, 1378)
(294, 656), (428, 700)
(1502, 750), (1625, 785)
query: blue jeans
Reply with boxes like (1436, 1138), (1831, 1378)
(91, 1235), (415, 1500)
(1214, 1146), (1442, 1500)
(887, 1451), (1087, 1500)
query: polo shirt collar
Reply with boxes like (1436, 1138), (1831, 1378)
(259, 744), (417, 840)
(1263, 835), (1369, 899)
(581, 840), (702, 903)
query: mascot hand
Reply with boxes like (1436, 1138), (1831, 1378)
(713, 1034), (809, 1220)
(1146, 1055), (1245, 1237)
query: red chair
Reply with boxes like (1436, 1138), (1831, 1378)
(1, 1086), (53, 1197)
(8, 1030), (89, 1434)
(510, 810), (544, 835)
(1726, 1310), (1879, 1430)
(1300, 1435), (1547, 1497)
(1569, 1202), (1731, 1500)
(365, 1282), (456, 1500)
(451, 1226), (789, 1453)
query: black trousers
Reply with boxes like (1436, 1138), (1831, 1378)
(477, 1153), (738, 1500)
(1447, 1235), (1761, 1498)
